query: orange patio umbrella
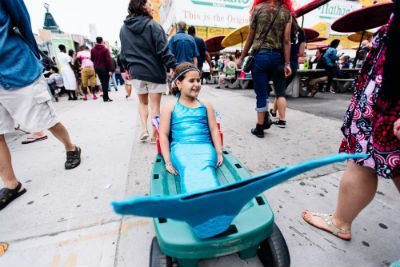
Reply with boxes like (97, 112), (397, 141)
(221, 25), (249, 48)
(347, 31), (374, 43)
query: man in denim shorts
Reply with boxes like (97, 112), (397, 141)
(0, 0), (81, 211)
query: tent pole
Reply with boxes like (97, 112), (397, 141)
(353, 31), (365, 67)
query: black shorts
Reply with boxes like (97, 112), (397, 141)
(272, 63), (298, 98)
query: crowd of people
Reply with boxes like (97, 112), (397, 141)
(41, 38), (133, 104)
(0, 0), (399, 265)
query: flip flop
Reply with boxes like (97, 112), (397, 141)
(302, 211), (351, 241)
(21, 136), (48, 144)
(0, 243), (8, 257)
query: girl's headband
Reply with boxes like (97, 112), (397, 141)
(172, 67), (200, 85)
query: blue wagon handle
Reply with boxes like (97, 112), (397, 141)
(112, 153), (367, 239)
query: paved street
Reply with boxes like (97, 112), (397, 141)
(1, 86), (399, 267)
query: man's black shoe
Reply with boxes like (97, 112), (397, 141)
(251, 124), (264, 138)
(104, 99), (113, 102)
(65, 146), (81, 170)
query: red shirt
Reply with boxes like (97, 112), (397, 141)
(91, 44), (112, 72)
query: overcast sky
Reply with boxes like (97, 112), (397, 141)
(24, 0), (130, 44)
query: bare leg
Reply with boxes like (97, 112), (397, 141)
(137, 94), (149, 133)
(393, 176), (400, 192)
(148, 93), (162, 139)
(332, 161), (378, 229)
(276, 97), (287, 121)
(125, 84), (132, 98)
(0, 135), (19, 189)
(272, 99), (278, 114)
(303, 161), (378, 239)
(48, 123), (76, 151)
(31, 131), (46, 138)
(257, 111), (266, 125)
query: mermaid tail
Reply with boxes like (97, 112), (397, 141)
(112, 153), (367, 239)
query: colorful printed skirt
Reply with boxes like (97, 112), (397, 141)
(339, 20), (400, 179)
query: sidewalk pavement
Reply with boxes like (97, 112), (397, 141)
(0, 87), (398, 267)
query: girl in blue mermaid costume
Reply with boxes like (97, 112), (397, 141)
(159, 63), (223, 193)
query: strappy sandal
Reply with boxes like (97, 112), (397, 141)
(0, 182), (26, 211)
(302, 211), (351, 241)
(65, 146), (81, 170)
(0, 242), (9, 256)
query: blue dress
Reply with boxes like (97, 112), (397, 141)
(170, 99), (219, 193)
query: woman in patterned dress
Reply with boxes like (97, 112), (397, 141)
(302, 1), (400, 241)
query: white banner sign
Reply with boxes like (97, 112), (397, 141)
(160, 0), (251, 30)
(160, 0), (361, 31)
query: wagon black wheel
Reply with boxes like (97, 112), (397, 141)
(149, 237), (173, 267)
(258, 224), (290, 267)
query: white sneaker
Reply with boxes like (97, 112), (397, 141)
(139, 131), (149, 142)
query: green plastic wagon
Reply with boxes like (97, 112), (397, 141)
(149, 150), (290, 267)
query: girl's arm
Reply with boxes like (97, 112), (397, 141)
(159, 102), (178, 175)
(204, 101), (223, 167)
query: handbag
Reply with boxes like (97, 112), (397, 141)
(243, 4), (282, 73)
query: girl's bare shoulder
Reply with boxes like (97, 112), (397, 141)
(161, 100), (176, 114)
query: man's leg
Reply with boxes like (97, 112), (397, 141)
(0, 135), (19, 189)
(96, 69), (110, 101)
(48, 123), (76, 152)
(0, 134), (26, 210)
(48, 123), (81, 169)
(101, 72), (110, 101)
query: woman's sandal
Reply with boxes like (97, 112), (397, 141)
(302, 211), (351, 241)
(0, 242), (9, 257)
(0, 182), (27, 211)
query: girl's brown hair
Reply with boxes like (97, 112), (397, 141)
(128, 0), (153, 18)
(171, 62), (199, 96)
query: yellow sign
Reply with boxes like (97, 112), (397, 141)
(168, 25), (235, 41)
(151, 0), (161, 23)
(208, 27), (225, 38)
(312, 22), (329, 39)
(195, 26), (208, 39)
(359, 0), (391, 7)
(192, 26), (235, 39)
